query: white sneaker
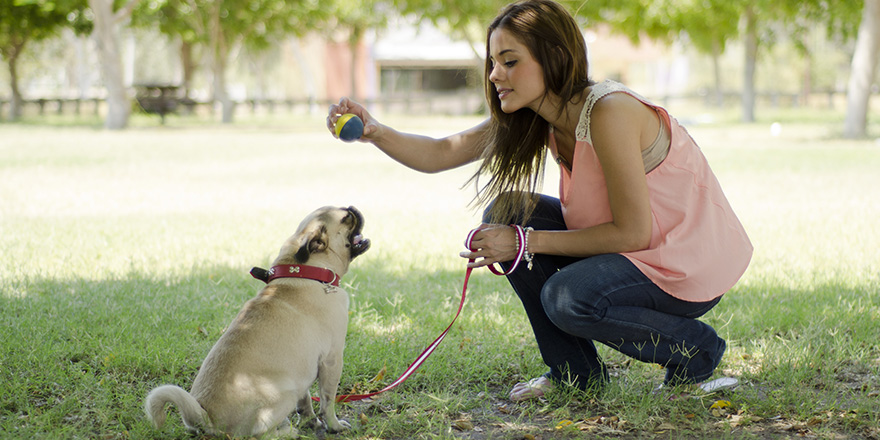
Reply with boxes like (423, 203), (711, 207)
(698, 377), (739, 393)
(509, 376), (554, 402)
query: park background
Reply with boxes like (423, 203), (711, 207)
(2, 0), (880, 439)
(1, 0), (879, 135)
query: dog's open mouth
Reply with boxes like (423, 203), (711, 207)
(346, 206), (371, 258)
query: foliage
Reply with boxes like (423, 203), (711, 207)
(0, 0), (85, 119)
(0, 0), (70, 52)
(394, 0), (507, 50)
(324, 0), (392, 45)
(785, 0), (864, 45)
(130, 0), (328, 123)
(135, 0), (327, 51)
(569, 0), (862, 52)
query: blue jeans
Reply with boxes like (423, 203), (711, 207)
(489, 195), (726, 389)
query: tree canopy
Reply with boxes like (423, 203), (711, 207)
(133, 0), (327, 122)
(0, 0), (79, 119)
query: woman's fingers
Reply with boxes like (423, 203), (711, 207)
(460, 224), (518, 268)
(326, 98), (356, 137)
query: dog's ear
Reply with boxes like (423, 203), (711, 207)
(309, 234), (328, 253)
(294, 242), (311, 263)
(294, 226), (328, 263)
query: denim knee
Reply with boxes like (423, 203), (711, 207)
(540, 274), (602, 336)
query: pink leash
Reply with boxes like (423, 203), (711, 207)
(324, 226), (526, 403)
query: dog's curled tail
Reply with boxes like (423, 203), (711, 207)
(144, 385), (209, 433)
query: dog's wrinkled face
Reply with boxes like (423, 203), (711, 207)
(276, 206), (370, 269)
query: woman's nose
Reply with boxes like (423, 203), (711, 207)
(489, 64), (502, 83)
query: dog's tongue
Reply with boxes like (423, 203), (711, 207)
(350, 233), (370, 257)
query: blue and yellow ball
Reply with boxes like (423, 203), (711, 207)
(335, 113), (364, 142)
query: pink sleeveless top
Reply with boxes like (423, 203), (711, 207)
(549, 81), (752, 302)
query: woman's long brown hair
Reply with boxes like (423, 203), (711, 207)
(469, 0), (594, 224)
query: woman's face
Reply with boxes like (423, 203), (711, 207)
(488, 28), (546, 114)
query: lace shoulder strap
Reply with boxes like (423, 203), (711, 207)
(576, 80), (654, 143)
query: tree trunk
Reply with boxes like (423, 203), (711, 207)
(6, 42), (24, 120)
(89, 0), (130, 130)
(290, 38), (319, 114)
(349, 26), (364, 102)
(844, 0), (880, 139)
(213, 62), (234, 123)
(209, 3), (234, 123)
(180, 40), (196, 98)
(802, 50), (813, 107)
(711, 40), (723, 107)
(742, 7), (758, 123)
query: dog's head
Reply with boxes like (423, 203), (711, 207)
(274, 206), (370, 275)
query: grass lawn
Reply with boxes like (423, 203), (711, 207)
(1, 112), (879, 439)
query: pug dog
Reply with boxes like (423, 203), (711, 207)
(145, 206), (370, 438)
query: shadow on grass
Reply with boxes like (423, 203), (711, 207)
(1, 262), (878, 439)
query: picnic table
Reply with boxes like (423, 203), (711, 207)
(135, 85), (188, 124)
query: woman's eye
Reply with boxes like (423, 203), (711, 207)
(504, 60), (517, 68)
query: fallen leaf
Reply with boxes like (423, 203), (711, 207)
(730, 414), (763, 427)
(359, 413), (369, 425)
(601, 416), (619, 425)
(782, 423), (808, 432)
(453, 419), (474, 431)
(710, 400), (732, 409)
(575, 421), (595, 432)
(556, 420), (574, 429)
(459, 337), (472, 350)
(656, 422), (676, 431)
(368, 365), (387, 383)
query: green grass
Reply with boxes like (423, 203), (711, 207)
(1, 112), (879, 439)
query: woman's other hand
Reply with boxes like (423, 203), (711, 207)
(460, 224), (521, 269)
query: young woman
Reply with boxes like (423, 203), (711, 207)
(326, 0), (752, 401)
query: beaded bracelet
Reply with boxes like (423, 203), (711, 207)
(522, 226), (534, 270)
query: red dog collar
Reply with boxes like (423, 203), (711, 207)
(250, 265), (340, 286)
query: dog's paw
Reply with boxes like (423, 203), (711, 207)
(274, 421), (300, 439)
(326, 418), (351, 433)
(301, 416), (321, 430)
